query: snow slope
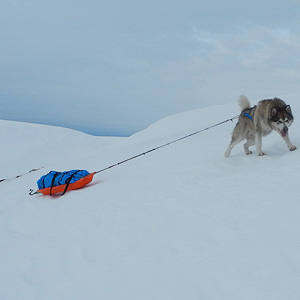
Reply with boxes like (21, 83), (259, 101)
(1, 100), (300, 300)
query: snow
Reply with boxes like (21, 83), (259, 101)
(1, 100), (300, 300)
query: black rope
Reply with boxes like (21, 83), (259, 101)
(94, 115), (239, 174)
(61, 170), (81, 196)
(0, 167), (45, 184)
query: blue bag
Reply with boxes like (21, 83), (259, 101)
(37, 170), (90, 193)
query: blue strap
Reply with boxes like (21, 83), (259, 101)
(244, 113), (253, 121)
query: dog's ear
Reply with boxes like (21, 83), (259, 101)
(286, 105), (292, 113)
(271, 107), (277, 116)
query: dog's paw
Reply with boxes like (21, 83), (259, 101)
(258, 152), (266, 156)
(246, 150), (253, 155)
(289, 145), (297, 151)
(224, 150), (231, 158)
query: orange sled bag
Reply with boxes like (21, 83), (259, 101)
(36, 170), (94, 195)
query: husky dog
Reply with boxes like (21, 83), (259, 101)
(225, 96), (297, 157)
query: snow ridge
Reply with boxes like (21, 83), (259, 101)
(1, 101), (300, 300)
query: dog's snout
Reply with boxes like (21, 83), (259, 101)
(283, 126), (288, 133)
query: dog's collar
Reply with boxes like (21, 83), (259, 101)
(244, 113), (253, 121)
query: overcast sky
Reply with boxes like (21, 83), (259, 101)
(1, 0), (300, 136)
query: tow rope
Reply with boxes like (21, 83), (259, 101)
(0, 167), (45, 183)
(93, 115), (239, 175)
(18, 115), (240, 196)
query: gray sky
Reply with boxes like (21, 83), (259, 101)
(1, 0), (300, 136)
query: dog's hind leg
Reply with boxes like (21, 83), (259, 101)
(224, 135), (245, 157)
(255, 132), (265, 156)
(224, 143), (234, 158)
(244, 137), (255, 155)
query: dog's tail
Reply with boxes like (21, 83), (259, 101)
(239, 95), (251, 111)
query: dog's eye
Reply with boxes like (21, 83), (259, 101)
(277, 120), (282, 124)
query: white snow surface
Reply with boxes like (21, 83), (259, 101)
(1, 101), (300, 300)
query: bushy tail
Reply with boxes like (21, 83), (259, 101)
(239, 95), (251, 111)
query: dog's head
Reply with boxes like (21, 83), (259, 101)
(270, 105), (294, 137)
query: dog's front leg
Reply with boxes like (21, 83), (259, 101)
(282, 133), (297, 151)
(255, 132), (265, 156)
